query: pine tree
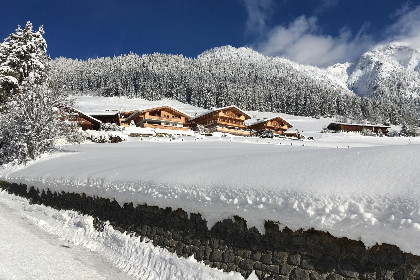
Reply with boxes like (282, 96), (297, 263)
(0, 22), (78, 165)
(0, 22), (49, 107)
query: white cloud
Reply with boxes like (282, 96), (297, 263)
(242, 2), (420, 67)
(254, 16), (374, 67)
(314, 0), (340, 14)
(242, 0), (274, 35)
(386, 5), (420, 48)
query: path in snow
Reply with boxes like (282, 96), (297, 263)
(0, 200), (132, 280)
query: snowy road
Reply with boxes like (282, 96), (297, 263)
(0, 200), (132, 280)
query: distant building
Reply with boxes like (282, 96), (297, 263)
(190, 106), (251, 136)
(248, 116), (293, 136)
(283, 130), (302, 139)
(87, 112), (121, 126)
(327, 122), (390, 134)
(65, 109), (102, 130)
(120, 106), (190, 131)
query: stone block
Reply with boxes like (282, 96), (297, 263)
(210, 249), (223, 262)
(288, 253), (301, 266)
(222, 250), (235, 263)
(268, 265), (280, 274)
(289, 267), (309, 280)
(261, 252), (273, 265)
(280, 264), (293, 275)
(273, 251), (288, 265)
(326, 274), (344, 280)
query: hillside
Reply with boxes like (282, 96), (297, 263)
(51, 44), (420, 125)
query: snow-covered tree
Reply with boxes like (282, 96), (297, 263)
(1, 77), (78, 164)
(0, 22), (78, 165)
(400, 123), (420, 137)
(0, 22), (49, 107)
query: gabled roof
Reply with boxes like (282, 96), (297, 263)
(190, 105), (251, 121)
(86, 112), (120, 117)
(247, 116), (293, 128)
(63, 107), (103, 125)
(124, 106), (191, 122)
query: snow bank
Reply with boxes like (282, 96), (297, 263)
(2, 140), (419, 256)
(0, 190), (245, 280)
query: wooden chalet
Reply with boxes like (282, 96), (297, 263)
(120, 106), (190, 131)
(327, 122), (390, 134)
(66, 109), (102, 130)
(190, 106), (251, 136)
(248, 116), (293, 135)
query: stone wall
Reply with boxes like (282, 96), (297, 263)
(1, 181), (419, 280)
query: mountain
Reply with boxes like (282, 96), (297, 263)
(199, 45), (354, 95)
(341, 42), (420, 98)
(50, 43), (420, 125)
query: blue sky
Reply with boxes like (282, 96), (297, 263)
(1, 0), (420, 66)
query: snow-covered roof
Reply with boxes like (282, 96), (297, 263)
(68, 108), (103, 124)
(246, 116), (292, 128)
(328, 122), (391, 128)
(86, 112), (120, 117)
(189, 105), (250, 121)
(74, 96), (208, 118)
(123, 106), (191, 123)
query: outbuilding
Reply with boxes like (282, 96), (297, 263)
(327, 122), (390, 134)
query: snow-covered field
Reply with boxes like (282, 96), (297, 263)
(1, 133), (419, 256)
(1, 96), (419, 279)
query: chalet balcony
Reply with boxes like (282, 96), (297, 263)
(142, 123), (188, 130)
(139, 118), (184, 125)
(217, 120), (247, 129)
(147, 114), (183, 122)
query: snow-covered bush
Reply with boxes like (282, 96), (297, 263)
(83, 130), (127, 143)
(400, 124), (420, 137)
(256, 130), (274, 138)
(321, 127), (333, 133)
(193, 124), (209, 135)
(0, 79), (79, 164)
(386, 130), (400, 137)
(361, 128), (376, 136)
(99, 122), (124, 132)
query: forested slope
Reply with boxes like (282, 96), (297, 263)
(51, 45), (420, 125)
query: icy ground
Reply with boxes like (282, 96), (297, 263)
(0, 190), (245, 280)
(1, 134), (419, 256)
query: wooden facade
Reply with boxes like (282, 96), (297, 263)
(248, 117), (292, 135)
(190, 106), (251, 136)
(327, 122), (390, 134)
(121, 106), (190, 131)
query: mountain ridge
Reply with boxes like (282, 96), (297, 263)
(199, 42), (420, 99)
